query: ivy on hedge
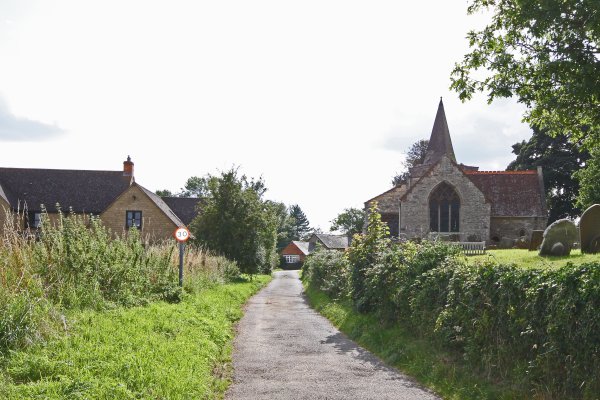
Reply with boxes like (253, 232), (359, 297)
(302, 205), (600, 398)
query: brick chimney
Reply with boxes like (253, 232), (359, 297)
(123, 156), (134, 177)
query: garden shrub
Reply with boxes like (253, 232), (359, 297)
(347, 202), (390, 312)
(302, 248), (350, 300)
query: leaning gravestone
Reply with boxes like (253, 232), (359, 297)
(539, 219), (578, 256)
(580, 204), (600, 254)
(528, 230), (544, 251)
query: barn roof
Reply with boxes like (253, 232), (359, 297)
(312, 233), (349, 249)
(0, 167), (131, 213)
(465, 170), (547, 217)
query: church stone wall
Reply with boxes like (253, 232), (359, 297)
(490, 216), (547, 242)
(400, 156), (491, 242)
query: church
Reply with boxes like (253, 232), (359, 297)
(365, 100), (547, 244)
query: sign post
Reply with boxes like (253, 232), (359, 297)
(174, 227), (190, 287)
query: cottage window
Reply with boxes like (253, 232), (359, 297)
(284, 255), (300, 263)
(126, 210), (142, 229)
(29, 212), (42, 228)
(429, 182), (460, 233)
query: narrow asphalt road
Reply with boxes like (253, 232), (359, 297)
(226, 270), (440, 400)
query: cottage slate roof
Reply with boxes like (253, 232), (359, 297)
(0, 168), (131, 213)
(312, 233), (349, 249)
(292, 241), (311, 255)
(422, 99), (456, 165)
(465, 170), (547, 217)
(161, 197), (203, 225)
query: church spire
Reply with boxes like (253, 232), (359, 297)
(422, 98), (456, 165)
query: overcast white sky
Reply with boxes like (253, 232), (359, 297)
(0, 0), (532, 230)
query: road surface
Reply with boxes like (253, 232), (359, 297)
(226, 270), (440, 400)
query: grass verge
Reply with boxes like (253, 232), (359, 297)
(0, 275), (271, 400)
(304, 285), (532, 400)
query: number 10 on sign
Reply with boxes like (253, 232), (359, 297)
(174, 228), (190, 287)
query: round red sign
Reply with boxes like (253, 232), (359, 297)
(174, 227), (190, 242)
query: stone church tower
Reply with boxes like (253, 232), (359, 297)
(366, 99), (547, 244)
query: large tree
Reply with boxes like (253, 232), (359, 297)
(190, 168), (278, 274)
(507, 126), (590, 222)
(330, 208), (366, 236)
(271, 202), (297, 251)
(289, 204), (311, 240)
(450, 0), (600, 148)
(392, 139), (428, 186)
(575, 151), (600, 210)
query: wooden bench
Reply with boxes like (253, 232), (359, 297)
(452, 241), (486, 256)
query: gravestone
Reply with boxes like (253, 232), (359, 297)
(528, 230), (544, 251)
(539, 219), (578, 257)
(499, 237), (514, 249)
(580, 204), (600, 254)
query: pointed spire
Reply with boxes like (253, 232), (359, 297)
(422, 98), (456, 165)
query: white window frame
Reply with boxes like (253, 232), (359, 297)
(284, 254), (300, 264)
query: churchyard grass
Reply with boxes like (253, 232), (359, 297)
(0, 276), (270, 399)
(467, 249), (600, 269)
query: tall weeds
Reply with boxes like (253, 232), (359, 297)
(0, 209), (240, 355)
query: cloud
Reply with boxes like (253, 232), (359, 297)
(0, 97), (64, 141)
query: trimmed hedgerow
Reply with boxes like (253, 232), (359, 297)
(303, 204), (600, 398)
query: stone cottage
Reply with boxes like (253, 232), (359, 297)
(365, 100), (547, 244)
(0, 157), (201, 241)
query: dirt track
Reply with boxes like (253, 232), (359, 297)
(226, 270), (440, 400)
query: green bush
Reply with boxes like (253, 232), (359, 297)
(347, 202), (391, 312)
(308, 207), (600, 398)
(302, 248), (350, 300)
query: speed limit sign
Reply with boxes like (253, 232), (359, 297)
(174, 227), (190, 242)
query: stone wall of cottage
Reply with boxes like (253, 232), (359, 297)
(400, 156), (491, 242)
(100, 185), (177, 242)
(490, 216), (547, 242)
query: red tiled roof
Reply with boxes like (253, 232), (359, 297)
(465, 170), (537, 175)
(465, 170), (546, 217)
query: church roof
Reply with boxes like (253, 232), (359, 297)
(422, 99), (456, 165)
(465, 170), (547, 217)
(364, 184), (407, 212)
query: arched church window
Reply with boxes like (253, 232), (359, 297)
(429, 182), (460, 233)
